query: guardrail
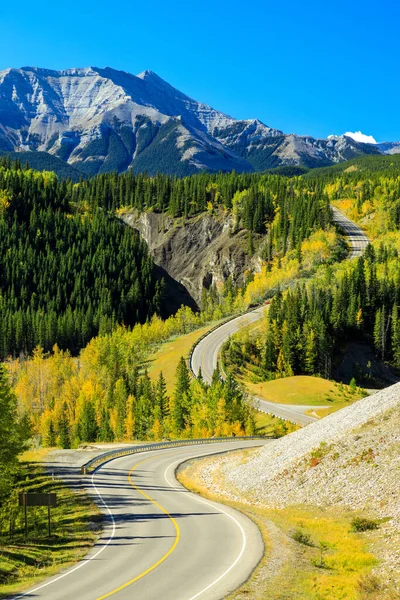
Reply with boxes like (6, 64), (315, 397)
(81, 436), (267, 474)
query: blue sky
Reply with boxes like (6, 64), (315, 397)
(0, 0), (398, 140)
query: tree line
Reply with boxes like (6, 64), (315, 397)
(224, 243), (400, 383)
(0, 165), (163, 358)
(0, 159), (335, 359)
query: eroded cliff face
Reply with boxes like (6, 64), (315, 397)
(122, 210), (263, 307)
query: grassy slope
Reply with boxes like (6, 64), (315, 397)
(146, 323), (284, 434)
(18, 448), (55, 463)
(229, 319), (365, 415)
(0, 464), (100, 598)
(246, 375), (364, 407)
(145, 324), (215, 395)
(222, 311), (362, 415)
(178, 454), (378, 600)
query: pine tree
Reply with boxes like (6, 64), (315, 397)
(374, 308), (386, 359)
(172, 357), (191, 435)
(0, 365), (30, 497)
(58, 404), (71, 449)
(79, 400), (98, 443)
(99, 407), (114, 442)
(155, 371), (169, 418)
(391, 304), (400, 367)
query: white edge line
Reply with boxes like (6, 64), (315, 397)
(164, 457), (248, 600)
(9, 471), (116, 600)
(10, 443), (256, 600)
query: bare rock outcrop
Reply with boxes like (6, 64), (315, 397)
(122, 210), (264, 306)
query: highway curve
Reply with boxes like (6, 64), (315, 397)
(190, 207), (369, 426)
(190, 308), (318, 426)
(14, 440), (269, 600)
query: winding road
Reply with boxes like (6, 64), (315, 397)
(14, 208), (369, 600)
(191, 207), (369, 426)
(15, 440), (268, 600)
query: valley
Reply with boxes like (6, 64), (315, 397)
(0, 147), (399, 600)
(0, 0), (398, 595)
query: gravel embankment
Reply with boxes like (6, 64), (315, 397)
(194, 384), (400, 587)
(228, 383), (400, 497)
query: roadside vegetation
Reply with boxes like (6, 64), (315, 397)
(224, 246), (400, 385)
(0, 463), (100, 599)
(178, 456), (390, 600)
(145, 322), (289, 434)
(146, 323), (216, 395)
(247, 375), (365, 406)
(0, 363), (100, 597)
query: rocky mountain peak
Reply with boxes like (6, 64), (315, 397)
(0, 65), (394, 176)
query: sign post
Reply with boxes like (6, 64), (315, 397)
(18, 493), (57, 538)
(47, 495), (51, 537)
(23, 493), (27, 539)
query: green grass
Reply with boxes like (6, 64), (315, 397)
(145, 324), (215, 395)
(253, 411), (295, 436)
(0, 464), (100, 598)
(246, 375), (364, 408)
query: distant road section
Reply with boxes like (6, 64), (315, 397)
(190, 308), (317, 426)
(191, 207), (369, 426)
(331, 206), (370, 258)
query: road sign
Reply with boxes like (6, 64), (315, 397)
(19, 493), (57, 537)
(19, 493), (57, 507)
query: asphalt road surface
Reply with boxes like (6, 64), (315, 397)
(331, 206), (370, 258)
(13, 440), (269, 600)
(191, 207), (369, 426)
(190, 308), (318, 426)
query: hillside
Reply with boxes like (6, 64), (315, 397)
(0, 162), (336, 356)
(122, 210), (265, 306)
(0, 66), (394, 176)
(180, 385), (400, 598)
(222, 154), (400, 388)
(0, 163), (167, 357)
(304, 153), (400, 178)
(0, 150), (84, 180)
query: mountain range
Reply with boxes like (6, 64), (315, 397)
(0, 65), (398, 176)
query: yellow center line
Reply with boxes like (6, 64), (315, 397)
(96, 454), (181, 600)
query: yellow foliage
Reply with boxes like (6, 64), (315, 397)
(0, 189), (10, 219)
(243, 256), (301, 306)
(301, 228), (338, 269)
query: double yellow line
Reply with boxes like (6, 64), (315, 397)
(96, 454), (181, 600)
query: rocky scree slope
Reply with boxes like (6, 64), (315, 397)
(122, 210), (264, 307)
(0, 66), (394, 176)
(192, 385), (400, 586)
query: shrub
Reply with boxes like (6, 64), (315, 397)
(309, 441), (330, 466)
(291, 528), (314, 546)
(351, 517), (379, 532)
(357, 573), (382, 594)
(349, 377), (358, 392)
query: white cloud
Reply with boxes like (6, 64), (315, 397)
(343, 131), (377, 144)
(328, 131), (378, 144)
